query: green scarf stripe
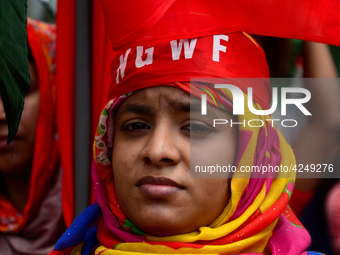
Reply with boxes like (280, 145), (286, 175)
(197, 87), (218, 105)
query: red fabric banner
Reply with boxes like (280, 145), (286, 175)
(90, 0), (115, 204)
(55, 0), (75, 227)
(100, 0), (340, 51)
(92, 0), (114, 143)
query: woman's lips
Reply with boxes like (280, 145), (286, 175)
(136, 176), (183, 198)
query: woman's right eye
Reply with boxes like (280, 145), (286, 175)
(122, 122), (150, 132)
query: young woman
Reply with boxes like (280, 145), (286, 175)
(49, 32), (317, 254)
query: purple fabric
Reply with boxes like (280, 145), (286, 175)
(91, 160), (146, 242)
(269, 215), (311, 255)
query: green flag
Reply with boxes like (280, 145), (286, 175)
(0, 0), (29, 144)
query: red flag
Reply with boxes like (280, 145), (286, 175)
(100, 0), (340, 51)
(90, 0), (115, 204)
(55, 0), (75, 227)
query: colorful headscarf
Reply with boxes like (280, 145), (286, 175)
(0, 18), (65, 254)
(50, 32), (318, 255)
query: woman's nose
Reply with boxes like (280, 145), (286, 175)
(141, 125), (181, 166)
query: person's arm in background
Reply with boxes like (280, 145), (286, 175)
(326, 177), (340, 254)
(290, 42), (340, 216)
(292, 42), (340, 193)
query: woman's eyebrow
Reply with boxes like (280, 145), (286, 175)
(167, 101), (192, 113)
(117, 103), (153, 116)
(189, 100), (227, 119)
(167, 100), (221, 118)
(118, 99), (201, 116)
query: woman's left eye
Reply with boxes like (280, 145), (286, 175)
(182, 123), (213, 137)
(122, 122), (150, 131)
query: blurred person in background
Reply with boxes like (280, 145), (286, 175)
(255, 36), (340, 254)
(290, 41), (340, 255)
(0, 18), (66, 255)
(326, 146), (340, 255)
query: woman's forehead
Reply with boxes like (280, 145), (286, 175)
(133, 86), (189, 101)
(115, 85), (234, 122)
(117, 86), (190, 113)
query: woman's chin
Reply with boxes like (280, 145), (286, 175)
(137, 223), (198, 237)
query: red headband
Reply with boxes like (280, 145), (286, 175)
(108, 32), (271, 109)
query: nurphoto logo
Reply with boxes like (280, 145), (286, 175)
(200, 84), (311, 128)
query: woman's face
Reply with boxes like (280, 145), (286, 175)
(0, 60), (40, 178)
(112, 86), (237, 236)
